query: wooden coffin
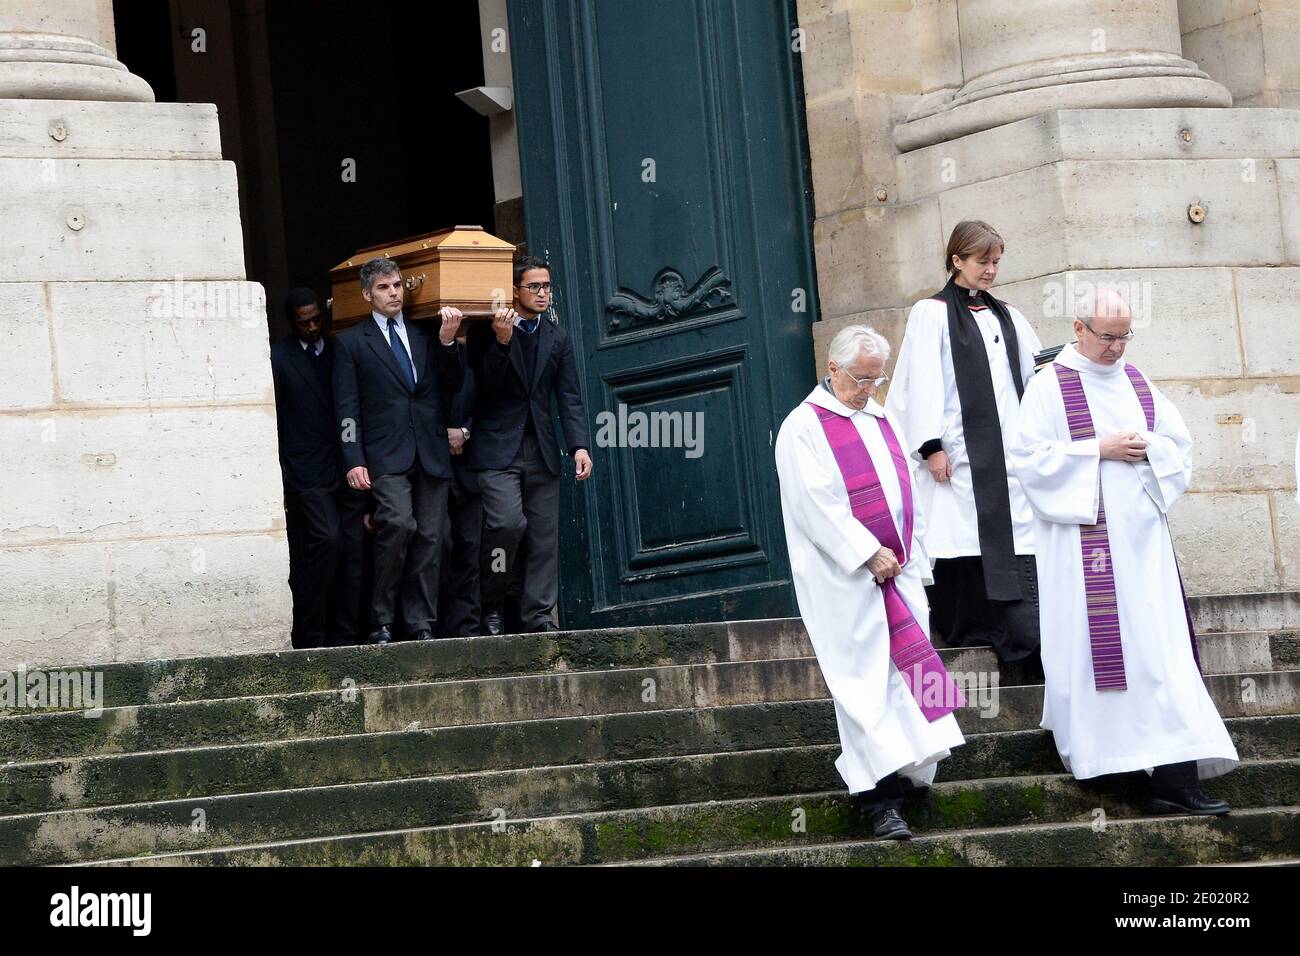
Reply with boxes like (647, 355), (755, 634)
(328, 225), (516, 334)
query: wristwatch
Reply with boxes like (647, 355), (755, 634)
(460, 427), (470, 441)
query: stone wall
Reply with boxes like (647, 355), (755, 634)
(1180, 0), (1300, 108)
(796, 0), (1300, 595)
(0, 4), (291, 668)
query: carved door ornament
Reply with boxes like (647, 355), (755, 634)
(606, 266), (733, 329)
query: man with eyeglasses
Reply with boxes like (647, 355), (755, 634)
(1010, 288), (1238, 815)
(466, 255), (591, 635)
(776, 324), (966, 841)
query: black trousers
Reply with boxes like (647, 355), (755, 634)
(853, 772), (907, 816)
(477, 431), (561, 630)
(438, 474), (483, 638)
(926, 554), (1041, 663)
(1150, 760), (1199, 794)
(285, 486), (367, 648)
(369, 467), (450, 637)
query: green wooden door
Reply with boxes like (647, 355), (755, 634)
(509, 0), (818, 627)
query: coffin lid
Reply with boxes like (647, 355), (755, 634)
(330, 224), (515, 275)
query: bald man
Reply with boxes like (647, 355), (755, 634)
(1009, 289), (1237, 815)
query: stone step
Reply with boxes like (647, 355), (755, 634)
(74, 761), (1300, 867)
(627, 806), (1300, 868)
(0, 620), (812, 714)
(2, 688), (1291, 816)
(1188, 591), (1300, 636)
(2, 729), (1293, 866)
(5, 616), (1290, 717)
(2, 657), (1296, 763)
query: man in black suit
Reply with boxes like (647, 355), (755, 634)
(333, 257), (466, 645)
(270, 288), (366, 648)
(437, 368), (483, 638)
(467, 255), (592, 634)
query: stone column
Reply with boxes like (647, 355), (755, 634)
(1181, 0), (1300, 108)
(0, 0), (154, 102)
(0, 0), (291, 667)
(895, 0), (1232, 150)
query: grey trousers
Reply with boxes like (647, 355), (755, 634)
(369, 468), (449, 636)
(477, 431), (560, 630)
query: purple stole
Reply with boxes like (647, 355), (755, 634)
(1052, 362), (1203, 691)
(808, 403), (965, 722)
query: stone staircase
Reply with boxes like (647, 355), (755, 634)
(0, 593), (1296, 867)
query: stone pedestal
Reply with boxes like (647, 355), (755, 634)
(0, 3), (291, 667)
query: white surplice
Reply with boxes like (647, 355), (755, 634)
(775, 385), (965, 793)
(886, 294), (1042, 559)
(1009, 344), (1238, 781)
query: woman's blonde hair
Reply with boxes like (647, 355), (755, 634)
(944, 220), (1004, 275)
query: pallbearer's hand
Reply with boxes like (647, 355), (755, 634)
(927, 450), (952, 483)
(346, 466), (371, 491)
(438, 307), (463, 347)
(493, 308), (517, 345)
(574, 449), (592, 480)
(1100, 431), (1147, 462)
(866, 546), (902, 584)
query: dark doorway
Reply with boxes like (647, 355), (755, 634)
(112, 0), (498, 338)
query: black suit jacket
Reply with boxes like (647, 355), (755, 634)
(333, 315), (466, 479)
(465, 316), (590, 476)
(270, 335), (342, 492)
(445, 365), (479, 495)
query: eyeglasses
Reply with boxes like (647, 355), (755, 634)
(836, 366), (889, 389)
(516, 282), (552, 294)
(1080, 320), (1135, 345)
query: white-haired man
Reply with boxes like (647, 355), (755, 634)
(775, 324), (966, 840)
(1009, 289), (1238, 813)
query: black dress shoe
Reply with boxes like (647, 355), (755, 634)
(482, 607), (504, 636)
(367, 625), (393, 646)
(412, 629), (435, 641)
(868, 808), (913, 840)
(1146, 787), (1231, 816)
(531, 621), (560, 633)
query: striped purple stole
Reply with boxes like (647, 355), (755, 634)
(1053, 363), (1203, 691)
(808, 403), (965, 722)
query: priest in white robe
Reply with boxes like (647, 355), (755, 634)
(1009, 290), (1238, 814)
(776, 325), (966, 840)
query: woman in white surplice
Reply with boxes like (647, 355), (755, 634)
(886, 221), (1044, 671)
(776, 325), (965, 841)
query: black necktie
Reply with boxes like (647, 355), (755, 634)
(387, 318), (416, 390)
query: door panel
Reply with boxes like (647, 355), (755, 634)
(509, 0), (818, 626)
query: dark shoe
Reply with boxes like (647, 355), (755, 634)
(367, 625), (393, 646)
(482, 607), (505, 636)
(531, 621), (560, 633)
(1146, 787), (1231, 816)
(868, 808), (912, 840)
(412, 628), (435, 642)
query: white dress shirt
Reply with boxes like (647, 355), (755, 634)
(372, 310), (416, 384)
